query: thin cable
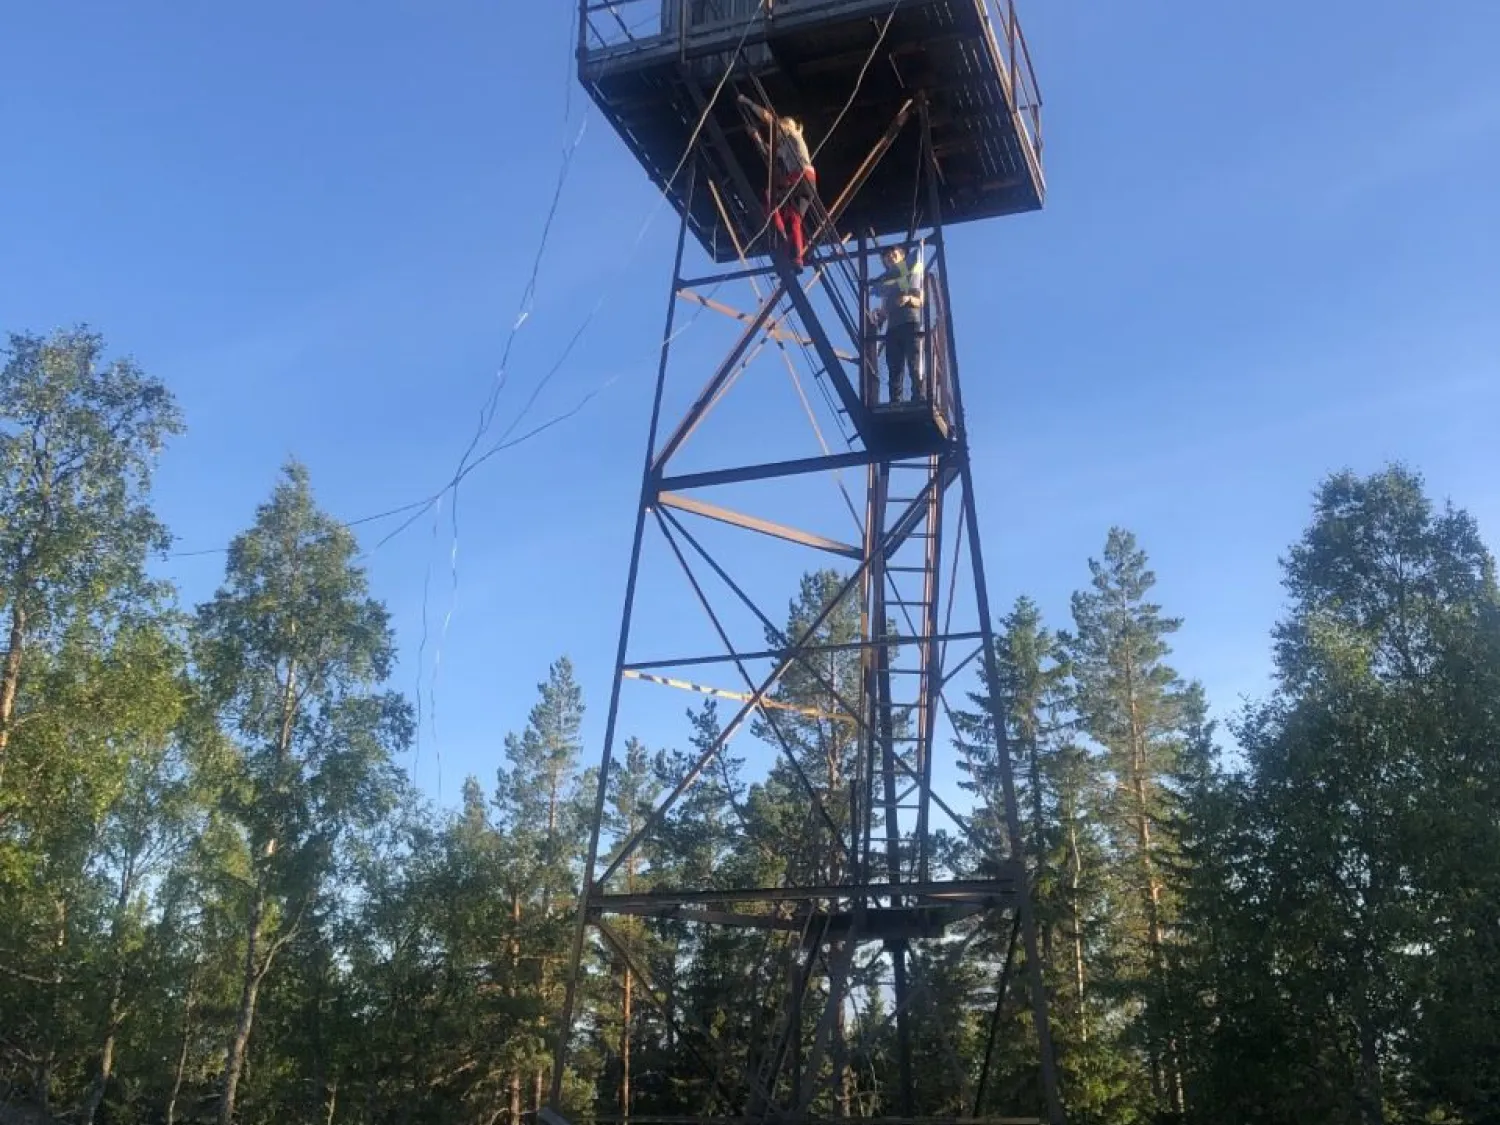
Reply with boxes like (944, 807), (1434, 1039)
(423, 95), (589, 746)
(428, 1), (767, 548)
(745, 0), (904, 255)
(411, 498), (439, 790)
(168, 1), (780, 566)
(451, 110), (589, 496)
(367, 368), (625, 553)
(165, 298), (716, 564)
(437, 0), (769, 490)
(495, 0), (770, 432)
(165, 495), (430, 557)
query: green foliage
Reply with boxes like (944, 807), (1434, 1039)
(1066, 528), (1198, 1119)
(1180, 466), (1500, 1124)
(4, 323), (1498, 1125)
(190, 460), (414, 1125)
(0, 327), (185, 1122)
(751, 569), (865, 886)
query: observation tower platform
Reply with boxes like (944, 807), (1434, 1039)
(552, 3), (1066, 1121)
(578, 0), (1044, 261)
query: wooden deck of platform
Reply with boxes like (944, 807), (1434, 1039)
(579, 0), (1044, 262)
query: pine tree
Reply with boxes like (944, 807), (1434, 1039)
(957, 597), (1071, 919)
(747, 570), (867, 1116)
(492, 657), (591, 1121)
(1157, 684), (1241, 1119)
(957, 597), (1134, 1124)
(1067, 528), (1191, 1117)
(750, 570), (864, 889)
(645, 702), (754, 1116)
(600, 737), (664, 1121)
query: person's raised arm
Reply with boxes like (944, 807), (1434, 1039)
(737, 93), (775, 128)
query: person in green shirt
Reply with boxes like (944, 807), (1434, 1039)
(871, 243), (925, 403)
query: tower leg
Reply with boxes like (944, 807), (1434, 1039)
(548, 167), (698, 1112)
(920, 99), (1066, 1124)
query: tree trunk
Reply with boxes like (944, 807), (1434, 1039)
(219, 889), (266, 1125)
(509, 884), (523, 1125)
(166, 969), (198, 1125)
(1121, 651), (1182, 1107)
(1132, 766), (1174, 1100)
(621, 966), (633, 1120)
(83, 858), (137, 1124)
(80, 998), (121, 1124)
(1067, 815), (1087, 1042)
(834, 978), (852, 1118)
(665, 944), (677, 1053)
(1356, 1004), (1385, 1125)
(543, 772), (561, 917)
(219, 661), (299, 1125)
(1026, 731), (1051, 960)
(0, 599), (27, 787)
(32, 895), (70, 1117)
(1131, 757), (1185, 1113)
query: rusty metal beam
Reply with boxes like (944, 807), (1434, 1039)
(659, 491), (862, 558)
(678, 287), (859, 361)
(593, 875), (1020, 910)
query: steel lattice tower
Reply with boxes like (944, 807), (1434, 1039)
(550, 2), (1061, 1123)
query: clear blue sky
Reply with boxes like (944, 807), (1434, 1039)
(4, 0), (1498, 806)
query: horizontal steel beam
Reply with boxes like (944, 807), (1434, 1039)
(592, 875), (1020, 911)
(659, 449), (888, 491)
(622, 668), (856, 724)
(607, 901), (989, 941)
(606, 904), (807, 931)
(679, 263), (784, 288)
(581, 1117), (1044, 1125)
(658, 491), (862, 559)
(623, 631), (985, 673)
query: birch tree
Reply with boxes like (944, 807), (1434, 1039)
(193, 460), (411, 1124)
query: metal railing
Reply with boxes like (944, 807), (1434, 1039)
(581, 0), (1044, 181)
(860, 258), (954, 428)
(579, 0), (773, 60)
(926, 266), (955, 425)
(976, 0), (1044, 169)
(579, 0), (663, 57)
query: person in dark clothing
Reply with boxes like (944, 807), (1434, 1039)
(871, 244), (925, 402)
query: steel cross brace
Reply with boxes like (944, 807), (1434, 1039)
(655, 493), (995, 893)
(654, 500), (988, 864)
(597, 464), (943, 889)
(624, 631), (986, 674)
(652, 507), (853, 864)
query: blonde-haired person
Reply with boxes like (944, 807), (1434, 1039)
(739, 94), (818, 270)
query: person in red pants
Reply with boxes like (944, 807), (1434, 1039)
(739, 93), (818, 269)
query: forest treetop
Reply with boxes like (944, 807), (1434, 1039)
(2, 326), (1497, 1124)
